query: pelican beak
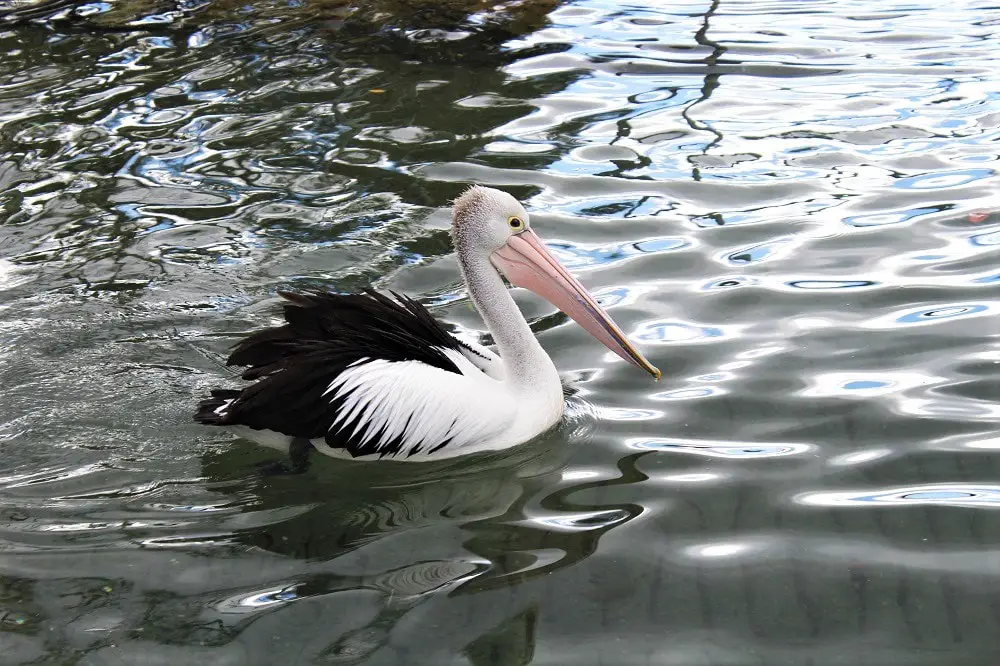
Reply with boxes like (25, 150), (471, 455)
(491, 229), (660, 380)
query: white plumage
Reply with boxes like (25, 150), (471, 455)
(316, 348), (545, 459)
(196, 186), (658, 464)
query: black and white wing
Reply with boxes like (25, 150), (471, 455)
(194, 289), (513, 458)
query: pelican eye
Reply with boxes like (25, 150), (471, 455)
(507, 216), (525, 231)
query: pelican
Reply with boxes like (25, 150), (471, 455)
(195, 186), (659, 462)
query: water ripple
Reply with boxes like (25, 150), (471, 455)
(892, 168), (996, 190)
(526, 509), (635, 532)
(547, 236), (690, 270)
(843, 206), (941, 227)
(785, 279), (879, 290)
(796, 485), (1000, 508)
(865, 301), (997, 328)
(652, 386), (726, 401)
(633, 320), (735, 344)
(801, 372), (942, 397)
(628, 438), (814, 459)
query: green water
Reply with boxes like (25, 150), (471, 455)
(1, 0), (999, 664)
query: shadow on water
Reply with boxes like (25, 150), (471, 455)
(179, 399), (605, 662)
(0, 396), (611, 662)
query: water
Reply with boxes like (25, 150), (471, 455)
(1, 0), (999, 663)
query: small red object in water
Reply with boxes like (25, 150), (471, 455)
(968, 210), (989, 223)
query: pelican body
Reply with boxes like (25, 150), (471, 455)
(195, 186), (659, 461)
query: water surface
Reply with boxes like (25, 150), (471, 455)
(2, 0), (1000, 664)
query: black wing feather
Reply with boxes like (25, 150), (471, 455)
(195, 289), (464, 457)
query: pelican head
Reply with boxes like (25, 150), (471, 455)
(451, 185), (660, 380)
